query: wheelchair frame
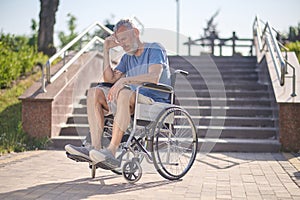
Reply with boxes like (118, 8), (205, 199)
(69, 70), (198, 183)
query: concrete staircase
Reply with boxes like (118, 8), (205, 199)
(169, 55), (280, 152)
(51, 55), (281, 152)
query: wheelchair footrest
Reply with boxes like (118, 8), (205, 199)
(95, 161), (118, 171)
(66, 152), (92, 163)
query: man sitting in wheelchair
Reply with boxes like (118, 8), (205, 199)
(65, 19), (171, 169)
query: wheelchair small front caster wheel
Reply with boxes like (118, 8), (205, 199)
(122, 160), (142, 183)
(90, 164), (96, 178)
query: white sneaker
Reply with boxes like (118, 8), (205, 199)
(65, 144), (92, 162)
(89, 149), (120, 169)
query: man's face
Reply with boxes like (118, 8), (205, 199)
(115, 26), (138, 55)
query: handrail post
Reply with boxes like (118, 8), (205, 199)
(232, 31), (236, 55)
(219, 44), (222, 56)
(292, 69), (296, 97)
(63, 51), (66, 66)
(290, 64), (297, 97)
(40, 64), (47, 93)
(46, 60), (51, 83)
(187, 37), (192, 56)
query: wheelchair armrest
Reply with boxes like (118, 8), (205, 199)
(97, 82), (114, 87)
(142, 82), (173, 93)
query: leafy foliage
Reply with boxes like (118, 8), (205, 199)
(0, 72), (50, 154)
(287, 23), (300, 42)
(285, 41), (300, 62)
(0, 121), (49, 154)
(0, 20), (49, 153)
(58, 13), (79, 49)
(0, 33), (48, 88)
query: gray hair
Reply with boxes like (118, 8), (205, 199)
(114, 19), (135, 32)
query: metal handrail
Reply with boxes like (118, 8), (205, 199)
(41, 16), (145, 93)
(50, 36), (105, 83)
(253, 15), (296, 97)
(45, 21), (113, 83)
(183, 32), (254, 56)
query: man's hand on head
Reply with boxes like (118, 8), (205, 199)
(104, 34), (120, 50)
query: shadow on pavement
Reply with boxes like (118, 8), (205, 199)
(0, 174), (179, 199)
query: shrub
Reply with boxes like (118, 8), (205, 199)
(0, 121), (49, 154)
(0, 33), (48, 88)
(285, 41), (300, 62)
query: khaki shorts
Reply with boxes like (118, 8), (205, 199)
(97, 86), (154, 116)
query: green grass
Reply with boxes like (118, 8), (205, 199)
(0, 72), (49, 154)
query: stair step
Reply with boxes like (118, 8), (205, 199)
(184, 106), (275, 117)
(54, 55), (279, 152)
(177, 97), (273, 107)
(175, 89), (272, 98)
(66, 114), (276, 128)
(49, 136), (86, 149)
(67, 114), (88, 124)
(78, 91), (274, 105)
(175, 83), (269, 91)
(193, 116), (276, 127)
(72, 105), (275, 117)
(196, 126), (277, 139)
(60, 123), (276, 139)
(177, 72), (259, 77)
(177, 70), (258, 74)
(197, 138), (280, 152)
(49, 136), (280, 152)
(60, 124), (89, 136)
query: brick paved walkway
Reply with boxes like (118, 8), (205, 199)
(0, 150), (299, 200)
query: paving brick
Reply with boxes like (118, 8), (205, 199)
(0, 151), (299, 200)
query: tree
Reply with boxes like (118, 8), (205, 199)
(58, 13), (78, 49)
(288, 23), (300, 42)
(28, 19), (38, 47)
(38, 0), (59, 56)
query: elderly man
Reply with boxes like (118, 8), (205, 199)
(65, 19), (171, 168)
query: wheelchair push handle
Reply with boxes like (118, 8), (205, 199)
(174, 69), (189, 76)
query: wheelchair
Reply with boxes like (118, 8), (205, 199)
(67, 70), (198, 183)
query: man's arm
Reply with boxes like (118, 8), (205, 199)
(123, 64), (163, 85)
(107, 64), (163, 101)
(102, 35), (124, 83)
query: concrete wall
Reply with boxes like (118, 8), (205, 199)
(19, 51), (104, 139)
(21, 99), (52, 138)
(279, 103), (300, 152)
(255, 36), (300, 152)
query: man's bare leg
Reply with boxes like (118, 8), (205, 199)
(87, 87), (109, 150)
(107, 89), (136, 156)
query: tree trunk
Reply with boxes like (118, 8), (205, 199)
(38, 0), (59, 56)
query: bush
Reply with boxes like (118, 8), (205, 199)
(0, 121), (49, 154)
(0, 34), (48, 88)
(285, 41), (300, 62)
(0, 73), (50, 154)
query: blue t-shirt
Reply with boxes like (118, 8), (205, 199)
(115, 42), (171, 102)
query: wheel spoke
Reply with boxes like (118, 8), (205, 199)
(151, 107), (198, 180)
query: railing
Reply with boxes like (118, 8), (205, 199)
(253, 15), (296, 97)
(40, 16), (145, 93)
(183, 32), (254, 56)
(40, 21), (113, 92)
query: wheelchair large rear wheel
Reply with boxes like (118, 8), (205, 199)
(151, 106), (198, 180)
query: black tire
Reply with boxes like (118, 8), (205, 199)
(122, 159), (142, 183)
(151, 106), (198, 180)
